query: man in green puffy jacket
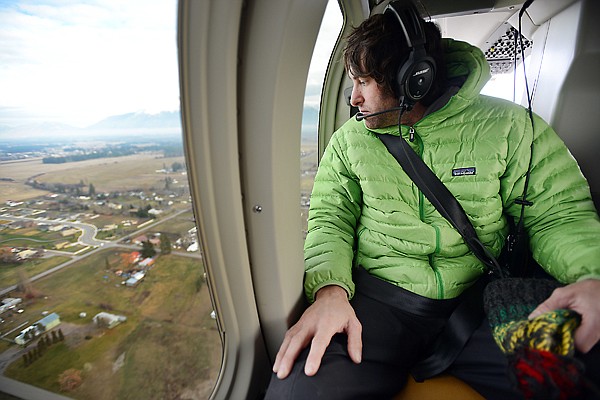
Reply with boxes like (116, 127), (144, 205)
(265, 1), (600, 399)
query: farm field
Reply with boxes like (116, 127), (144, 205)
(3, 249), (221, 400)
(0, 153), (188, 204)
(0, 255), (71, 290)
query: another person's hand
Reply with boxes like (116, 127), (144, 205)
(529, 279), (600, 353)
(272, 285), (362, 379)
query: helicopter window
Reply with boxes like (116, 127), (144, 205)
(0, 1), (221, 399)
(301, 0), (343, 235)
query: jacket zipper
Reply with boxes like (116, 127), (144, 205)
(409, 125), (444, 299)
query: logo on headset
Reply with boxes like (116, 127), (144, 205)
(412, 67), (430, 77)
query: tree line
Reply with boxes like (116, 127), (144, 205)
(42, 148), (135, 164)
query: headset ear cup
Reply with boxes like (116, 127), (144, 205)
(401, 57), (435, 102)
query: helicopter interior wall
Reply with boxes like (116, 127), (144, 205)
(180, 0), (333, 398)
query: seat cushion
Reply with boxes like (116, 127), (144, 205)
(394, 374), (484, 400)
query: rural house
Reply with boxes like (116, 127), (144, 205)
(14, 312), (61, 345)
(93, 312), (127, 329)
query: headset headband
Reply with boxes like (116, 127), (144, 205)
(384, 0), (436, 106)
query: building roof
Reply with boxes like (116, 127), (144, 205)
(37, 312), (60, 327)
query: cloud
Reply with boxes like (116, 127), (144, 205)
(0, 0), (344, 129)
(304, 0), (343, 108)
(0, 0), (180, 127)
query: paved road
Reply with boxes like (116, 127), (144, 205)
(0, 215), (106, 247)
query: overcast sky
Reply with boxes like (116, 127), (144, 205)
(0, 0), (342, 130)
(0, 0), (180, 128)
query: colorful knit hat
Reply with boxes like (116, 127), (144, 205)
(483, 278), (584, 400)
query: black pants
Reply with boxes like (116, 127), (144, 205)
(264, 273), (600, 400)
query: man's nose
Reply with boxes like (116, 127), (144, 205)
(350, 88), (362, 107)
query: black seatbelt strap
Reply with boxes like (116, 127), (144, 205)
(375, 131), (502, 380)
(376, 132), (506, 278)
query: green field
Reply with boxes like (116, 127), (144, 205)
(0, 255), (72, 289)
(4, 250), (221, 400)
(0, 226), (80, 249)
(0, 154), (189, 204)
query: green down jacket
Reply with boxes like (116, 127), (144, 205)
(303, 39), (600, 302)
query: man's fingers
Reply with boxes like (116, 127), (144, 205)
(272, 336), (291, 374)
(347, 319), (363, 364)
(528, 300), (554, 320)
(304, 334), (331, 376)
(275, 330), (311, 379)
(528, 287), (566, 320)
(304, 317), (363, 376)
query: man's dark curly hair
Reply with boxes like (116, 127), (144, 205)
(343, 11), (446, 106)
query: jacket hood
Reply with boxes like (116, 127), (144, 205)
(443, 38), (491, 104)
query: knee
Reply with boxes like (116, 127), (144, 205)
(263, 371), (325, 400)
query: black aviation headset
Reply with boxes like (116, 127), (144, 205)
(385, 0), (436, 108)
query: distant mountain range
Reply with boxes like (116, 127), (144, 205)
(89, 111), (182, 130)
(0, 111), (182, 143)
(0, 107), (320, 143)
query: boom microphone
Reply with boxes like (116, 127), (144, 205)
(355, 106), (405, 121)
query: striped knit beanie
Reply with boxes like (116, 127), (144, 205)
(483, 278), (584, 400)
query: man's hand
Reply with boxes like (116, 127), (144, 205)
(529, 279), (600, 353)
(272, 285), (362, 379)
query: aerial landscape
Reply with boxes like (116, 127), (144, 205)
(0, 118), (224, 399)
(0, 108), (318, 399)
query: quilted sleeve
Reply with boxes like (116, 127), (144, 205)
(503, 111), (600, 283)
(303, 131), (363, 303)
